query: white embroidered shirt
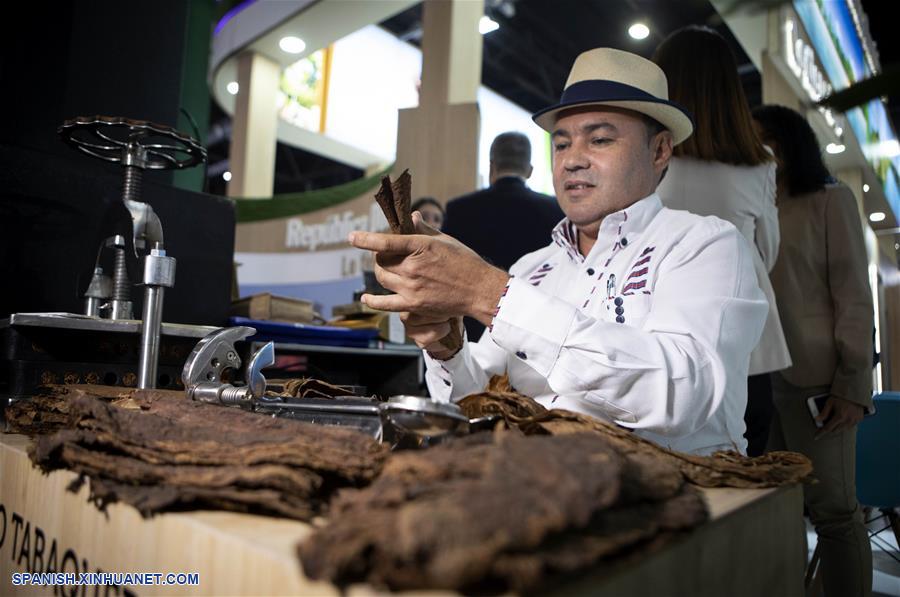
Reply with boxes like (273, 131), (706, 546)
(424, 194), (768, 455)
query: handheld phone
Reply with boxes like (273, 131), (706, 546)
(806, 393), (830, 428)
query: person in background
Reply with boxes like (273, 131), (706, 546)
(753, 104), (873, 597)
(443, 131), (563, 340)
(411, 197), (445, 230)
(653, 26), (791, 457)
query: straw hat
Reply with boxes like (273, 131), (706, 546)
(532, 48), (694, 145)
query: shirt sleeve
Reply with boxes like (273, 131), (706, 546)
(422, 253), (546, 401)
(754, 161), (780, 272)
(423, 325), (511, 402)
(824, 187), (874, 407)
(486, 221), (767, 439)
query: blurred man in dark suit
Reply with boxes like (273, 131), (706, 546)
(442, 131), (563, 340)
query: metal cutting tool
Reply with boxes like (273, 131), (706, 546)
(181, 327), (491, 447)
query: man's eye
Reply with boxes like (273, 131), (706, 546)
(592, 138), (612, 145)
(554, 142), (569, 151)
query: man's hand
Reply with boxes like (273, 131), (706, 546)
(815, 396), (865, 439)
(348, 212), (510, 326)
(401, 312), (464, 359)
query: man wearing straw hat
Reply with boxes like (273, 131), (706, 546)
(349, 49), (767, 455)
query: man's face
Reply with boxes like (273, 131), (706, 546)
(551, 106), (671, 236)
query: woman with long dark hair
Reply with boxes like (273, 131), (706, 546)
(653, 26), (791, 456)
(754, 104), (873, 597)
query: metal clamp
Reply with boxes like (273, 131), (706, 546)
(181, 327), (492, 447)
(58, 115), (207, 170)
(182, 327), (274, 408)
(136, 246), (178, 389)
(61, 115), (208, 390)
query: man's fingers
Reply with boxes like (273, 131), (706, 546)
(373, 264), (404, 292)
(374, 251), (406, 270)
(401, 311), (452, 326)
(405, 321), (452, 347)
(360, 293), (412, 312)
(349, 231), (422, 254)
(412, 211), (441, 237)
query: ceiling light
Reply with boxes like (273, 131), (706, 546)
(895, 243), (899, 250)
(869, 211), (886, 222)
(226, 81), (239, 95)
(279, 36), (306, 54)
(629, 23), (650, 40)
(223, 171), (232, 182)
(835, 126), (843, 136)
(479, 16), (499, 34)
(863, 183), (870, 192)
(826, 143), (845, 154)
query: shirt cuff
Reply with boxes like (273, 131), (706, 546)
(423, 332), (478, 402)
(423, 349), (454, 402)
(488, 277), (578, 378)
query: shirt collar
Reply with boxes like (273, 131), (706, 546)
(551, 193), (663, 264)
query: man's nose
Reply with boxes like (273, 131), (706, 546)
(562, 148), (589, 171)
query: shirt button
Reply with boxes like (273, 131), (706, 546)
(620, 237), (628, 247)
(616, 316), (625, 323)
(615, 306), (624, 315)
(586, 268), (595, 276)
(614, 297), (623, 306)
(515, 351), (527, 360)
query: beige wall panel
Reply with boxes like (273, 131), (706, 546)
(228, 52), (280, 199)
(396, 103), (480, 204)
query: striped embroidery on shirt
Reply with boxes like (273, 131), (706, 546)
(632, 255), (651, 268)
(621, 246), (656, 296)
(627, 267), (648, 280)
(528, 262), (555, 286)
(582, 282), (601, 309)
(488, 280), (511, 332)
(581, 268), (607, 309)
(584, 212), (630, 308)
(621, 279), (647, 294)
(552, 220), (582, 264)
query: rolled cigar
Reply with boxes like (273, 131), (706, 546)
(374, 176), (401, 233)
(371, 170), (464, 353)
(440, 318), (464, 354)
(391, 169), (415, 234)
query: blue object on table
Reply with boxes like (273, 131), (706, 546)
(856, 391), (900, 509)
(228, 317), (379, 348)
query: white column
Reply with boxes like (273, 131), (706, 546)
(228, 51), (280, 198)
(396, 0), (484, 203)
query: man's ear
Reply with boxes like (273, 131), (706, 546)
(653, 130), (674, 171)
(526, 164), (534, 179)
